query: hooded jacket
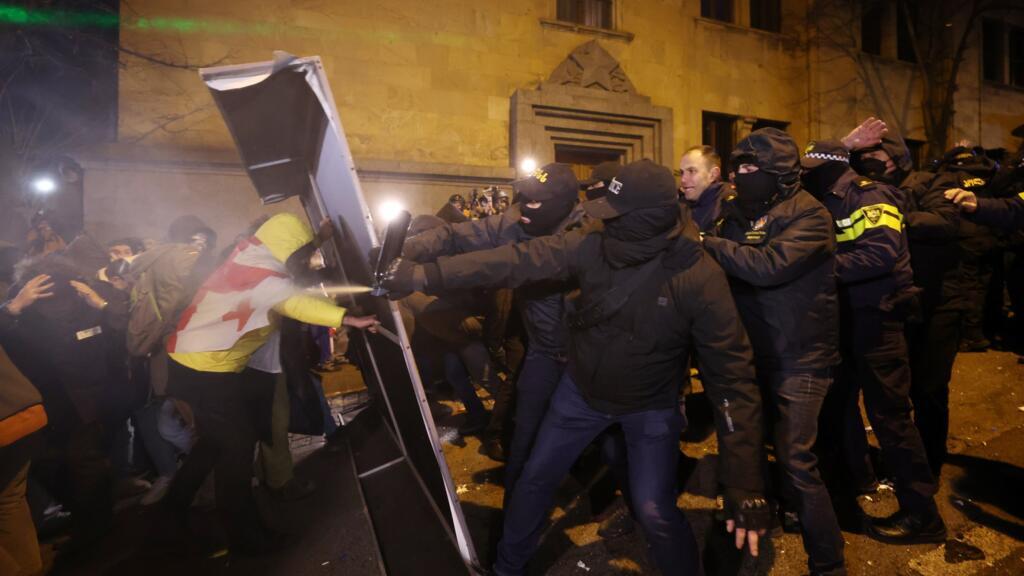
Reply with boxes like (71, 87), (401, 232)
(419, 213), (764, 494)
(168, 213), (347, 373)
(401, 203), (577, 357)
(704, 190), (840, 371)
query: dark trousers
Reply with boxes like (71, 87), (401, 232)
(495, 374), (697, 576)
(164, 360), (266, 549)
(763, 369), (845, 575)
(445, 352), (488, 423)
(502, 351), (566, 505)
(907, 308), (961, 478)
(31, 421), (113, 546)
(831, 311), (938, 515)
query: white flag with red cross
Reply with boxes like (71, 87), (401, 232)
(167, 237), (297, 354)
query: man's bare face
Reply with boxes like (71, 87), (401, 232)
(679, 151), (721, 202)
(860, 149), (896, 175)
(109, 244), (133, 261)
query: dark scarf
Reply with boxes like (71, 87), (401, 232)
(601, 205), (680, 268)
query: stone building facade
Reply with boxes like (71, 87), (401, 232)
(80, 0), (1024, 243)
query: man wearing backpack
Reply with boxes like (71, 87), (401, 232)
(383, 159), (768, 575)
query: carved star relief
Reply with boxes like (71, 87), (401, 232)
(548, 40), (636, 94)
(574, 47), (619, 91)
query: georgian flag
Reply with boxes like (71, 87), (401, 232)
(167, 237), (297, 354)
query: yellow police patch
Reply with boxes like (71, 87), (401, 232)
(864, 206), (882, 225)
(962, 177), (986, 189)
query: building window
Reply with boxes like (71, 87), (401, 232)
(751, 118), (789, 132)
(983, 20), (1006, 83)
(557, 0), (613, 30)
(701, 0), (733, 24)
(750, 0), (781, 33)
(896, 3), (917, 63)
(861, 1), (884, 56)
(703, 111), (737, 175)
(905, 138), (926, 171)
(1010, 25), (1024, 87)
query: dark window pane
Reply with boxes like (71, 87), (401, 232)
(896, 3), (917, 63)
(703, 111), (737, 175)
(751, 118), (789, 132)
(701, 0), (734, 23)
(750, 0), (781, 33)
(861, 1), (884, 55)
(1010, 26), (1024, 87)
(983, 20), (1006, 83)
(557, 0), (613, 29)
(904, 138), (926, 171)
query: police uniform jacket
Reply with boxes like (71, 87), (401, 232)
(973, 192), (1024, 231)
(820, 169), (915, 310)
(402, 204), (575, 358)
(421, 213), (765, 494)
(702, 189), (840, 372)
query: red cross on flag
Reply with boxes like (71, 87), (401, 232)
(167, 237), (296, 354)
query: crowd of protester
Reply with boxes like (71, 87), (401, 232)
(1, 114), (1021, 576)
(382, 117), (1024, 575)
(0, 211), (378, 573)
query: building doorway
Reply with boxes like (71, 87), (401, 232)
(555, 144), (623, 183)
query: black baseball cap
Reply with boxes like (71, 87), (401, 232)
(513, 162), (579, 204)
(580, 161), (623, 190)
(582, 159), (677, 220)
(800, 140), (850, 169)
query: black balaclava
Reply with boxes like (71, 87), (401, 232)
(733, 170), (778, 220)
(851, 153), (904, 186)
(801, 161), (850, 199)
(602, 204), (680, 268)
(520, 198), (575, 237)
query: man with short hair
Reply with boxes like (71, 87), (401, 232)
(107, 238), (146, 261)
(679, 145), (733, 232)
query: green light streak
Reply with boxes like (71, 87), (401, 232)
(0, 4), (266, 35)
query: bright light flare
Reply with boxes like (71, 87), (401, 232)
(32, 177), (57, 194)
(519, 157), (537, 174)
(378, 200), (405, 223)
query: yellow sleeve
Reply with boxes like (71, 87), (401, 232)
(273, 294), (346, 328)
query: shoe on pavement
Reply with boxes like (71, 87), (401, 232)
(141, 476), (173, 506)
(866, 509), (947, 544)
(458, 413), (490, 436)
(482, 435), (507, 462)
(597, 507), (635, 539)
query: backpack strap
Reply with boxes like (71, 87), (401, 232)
(566, 253), (665, 330)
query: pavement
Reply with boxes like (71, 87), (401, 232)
(439, 349), (1024, 575)
(38, 350), (1023, 575)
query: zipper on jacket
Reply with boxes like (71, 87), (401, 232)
(722, 398), (735, 433)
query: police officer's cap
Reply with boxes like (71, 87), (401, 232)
(800, 140), (850, 169)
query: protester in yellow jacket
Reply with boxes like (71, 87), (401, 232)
(160, 213), (376, 556)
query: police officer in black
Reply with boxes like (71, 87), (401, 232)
(703, 128), (845, 575)
(384, 159), (769, 575)
(850, 134), (963, 479)
(948, 187), (1024, 230)
(801, 141), (945, 544)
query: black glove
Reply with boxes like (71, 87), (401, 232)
(722, 487), (770, 532)
(381, 258), (443, 300)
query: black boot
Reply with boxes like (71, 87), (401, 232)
(866, 509), (947, 544)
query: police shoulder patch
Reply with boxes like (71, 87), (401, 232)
(855, 177), (875, 189)
(864, 205), (882, 225)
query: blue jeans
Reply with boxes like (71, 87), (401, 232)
(502, 351), (566, 503)
(764, 369), (845, 576)
(495, 374), (696, 576)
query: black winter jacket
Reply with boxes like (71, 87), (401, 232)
(972, 192), (1024, 231)
(426, 215), (765, 494)
(703, 190), (840, 371)
(688, 181), (734, 233)
(402, 204), (574, 357)
(899, 170), (963, 314)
